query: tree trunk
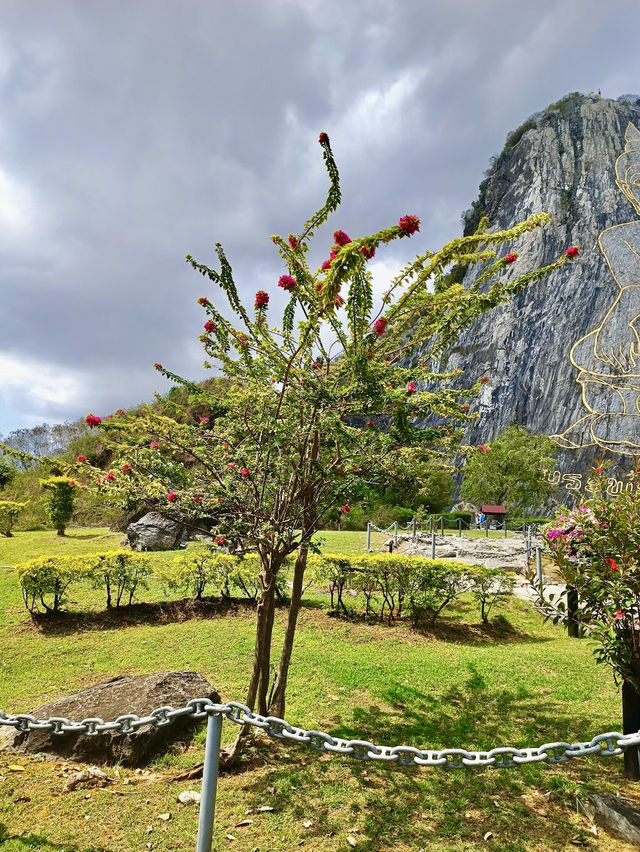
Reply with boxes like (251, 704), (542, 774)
(57, 526), (65, 536)
(269, 543), (309, 718)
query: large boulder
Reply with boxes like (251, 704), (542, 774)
(2, 671), (218, 766)
(127, 511), (188, 551)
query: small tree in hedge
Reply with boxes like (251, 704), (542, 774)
(68, 133), (575, 761)
(40, 476), (76, 536)
(0, 500), (26, 537)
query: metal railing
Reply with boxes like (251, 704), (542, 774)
(1, 698), (639, 851)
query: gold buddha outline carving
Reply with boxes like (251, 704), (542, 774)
(552, 122), (640, 455)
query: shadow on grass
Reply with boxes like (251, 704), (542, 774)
(0, 823), (105, 852)
(25, 596), (257, 635)
(239, 665), (618, 851)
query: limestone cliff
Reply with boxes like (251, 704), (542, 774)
(439, 93), (640, 493)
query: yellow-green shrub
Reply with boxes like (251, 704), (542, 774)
(156, 550), (236, 600)
(85, 551), (151, 608)
(17, 555), (86, 613)
(0, 500), (26, 537)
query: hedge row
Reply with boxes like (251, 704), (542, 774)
(16, 550), (287, 614)
(310, 553), (515, 625)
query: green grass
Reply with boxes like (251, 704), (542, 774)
(0, 530), (637, 851)
(0, 528), (123, 565)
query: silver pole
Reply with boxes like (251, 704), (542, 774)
(536, 546), (543, 590)
(366, 522), (371, 551)
(393, 521), (398, 546)
(195, 713), (223, 852)
(431, 532), (436, 559)
(412, 518), (417, 541)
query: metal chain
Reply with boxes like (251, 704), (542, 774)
(2, 699), (639, 769)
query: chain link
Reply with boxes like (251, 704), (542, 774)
(2, 700), (638, 770)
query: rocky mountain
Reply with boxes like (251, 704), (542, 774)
(438, 92), (640, 497)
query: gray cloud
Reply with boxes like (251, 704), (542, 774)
(1, 0), (640, 429)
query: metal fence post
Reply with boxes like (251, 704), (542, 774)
(195, 712), (223, 852)
(439, 516), (444, 536)
(412, 517), (417, 540)
(535, 546), (543, 590)
(458, 518), (462, 538)
(366, 522), (371, 551)
(431, 532), (436, 559)
(429, 516), (433, 534)
(393, 522), (398, 546)
(504, 522), (507, 539)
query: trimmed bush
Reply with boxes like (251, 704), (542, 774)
(17, 556), (85, 613)
(0, 500), (26, 537)
(86, 551), (151, 608)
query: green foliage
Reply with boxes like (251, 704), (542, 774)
(17, 555), (84, 613)
(156, 549), (236, 600)
(460, 424), (558, 513)
(312, 551), (510, 626)
(537, 467), (640, 688)
(0, 500), (26, 537)
(40, 476), (77, 536)
(0, 455), (16, 489)
(85, 550), (151, 608)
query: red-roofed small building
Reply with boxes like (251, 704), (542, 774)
(481, 505), (506, 526)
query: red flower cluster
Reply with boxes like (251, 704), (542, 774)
(373, 317), (388, 336)
(167, 491), (178, 502)
(565, 245), (579, 258)
(407, 381), (417, 394)
(288, 234), (298, 250)
(204, 320), (217, 333)
(68, 480), (75, 487)
(85, 414), (102, 427)
(77, 455), (87, 463)
(153, 363), (162, 370)
(318, 132), (329, 144)
(197, 296), (210, 306)
(605, 558), (619, 571)
(615, 610), (625, 620)
(398, 215), (420, 236)
(121, 463), (133, 475)
(255, 290), (269, 309)
(106, 471), (116, 481)
(365, 419), (374, 428)
(199, 416), (210, 423)
(477, 444), (490, 452)
(240, 467), (250, 478)
(594, 466), (604, 474)
(321, 259), (332, 271)
(214, 535), (227, 546)
(503, 252), (518, 264)
(480, 376), (489, 384)
(360, 245), (376, 260)
(193, 495), (203, 503)
(334, 294), (345, 308)
(333, 230), (351, 247)
(150, 441), (159, 450)
(278, 275), (297, 291)
(342, 504), (351, 514)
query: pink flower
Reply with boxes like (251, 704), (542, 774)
(77, 455), (87, 463)
(115, 409), (126, 416)
(121, 463), (132, 475)
(503, 252), (518, 264)
(565, 245), (579, 258)
(360, 245), (376, 259)
(477, 444), (490, 452)
(254, 290), (269, 309)
(150, 441), (159, 450)
(288, 234), (298, 250)
(398, 215), (420, 236)
(278, 275), (298, 291)
(342, 504), (351, 514)
(407, 381), (417, 394)
(333, 230), (352, 247)
(106, 471), (115, 481)
(85, 414), (102, 427)
(107, 414), (114, 420)
(321, 259), (332, 271)
(167, 491), (178, 502)
(334, 294), (345, 308)
(615, 610), (625, 620)
(240, 467), (250, 478)
(199, 416), (210, 423)
(373, 317), (388, 336)
(204, 320), (217, 333)
(227, 462), (236, 469)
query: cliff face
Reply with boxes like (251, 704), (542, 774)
(440, 93), (640, 492)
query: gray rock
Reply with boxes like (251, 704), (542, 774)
(582, 793), (640, 846)
(430, 94), (640, 496)
(2, 671), (218, 766)
(127, 511), (188, 551)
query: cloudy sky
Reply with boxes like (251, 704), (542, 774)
(2, 0), (640, 433)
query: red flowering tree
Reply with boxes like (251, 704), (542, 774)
(66, 133), (574, 755)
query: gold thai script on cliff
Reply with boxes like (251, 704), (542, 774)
(541, 468), (639, 494)
(552, 122), (640, 456)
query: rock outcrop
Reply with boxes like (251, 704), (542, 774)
(127, 511), (188, 551)
(435, 93), (640, 493)
(1, 671), (218, 766)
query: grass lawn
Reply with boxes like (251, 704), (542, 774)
(0, 529), (637, 851)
